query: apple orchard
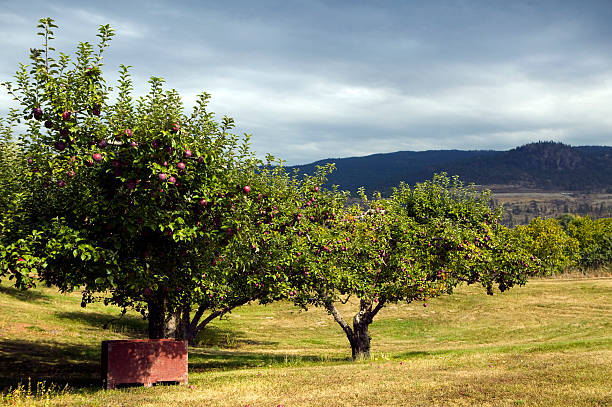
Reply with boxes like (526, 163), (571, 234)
(0, 19), (540, 359)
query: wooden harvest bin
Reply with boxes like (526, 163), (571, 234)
(101, 339), (188, 389)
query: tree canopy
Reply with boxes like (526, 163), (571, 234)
(0, 18), (295, 340)
(289, 175), (540, 359)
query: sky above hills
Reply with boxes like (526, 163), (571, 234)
(1, 1), (611, 164)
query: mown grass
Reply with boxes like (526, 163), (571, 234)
(0, 277), (610, 406)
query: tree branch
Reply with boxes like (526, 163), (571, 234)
(189, 304), (207, 333)
(370, 297), (386, 320)
(339, 293), (352, 304)
(319, 290), (353, 338)
(190, 298), (250, 340)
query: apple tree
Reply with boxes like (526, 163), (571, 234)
(0, 113), (33, 278)
(162, 163), (339, 342)
(0, 18), (296, 340)
(290, 174), (541, 359)
(565, 216), (612, 270)
(514, 217), (579, 274)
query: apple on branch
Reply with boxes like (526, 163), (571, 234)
(33, 107), (43, 120)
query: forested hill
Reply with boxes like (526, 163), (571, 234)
(289, 142), (612, 195)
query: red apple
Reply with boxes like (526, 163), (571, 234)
(44, 120), (53, 129)
(125, 128), (133, 137)
(177, 162), (186, 170)
(55, 141), (66, 151)
(172, 123), (180, 133)
(243, 185), (251, 194)
(158, 173), (167, 181)
(92, 153), (102, 162)
(199, 199), (208, 206)
(97, 139), (108, 148)
(184, 149), (192, 158)
(57, 179), (66, 188)
(67, 169), (75, 178)
(33, 107), (43, 120)
(62, 111), (71, 121)
(92, 104), (101, 116)
(168, 176), (176, 184)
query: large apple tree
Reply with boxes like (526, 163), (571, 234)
(157, 163), (340, 342)
(290, 174), (541, 359)
(0, 18), (300, 340)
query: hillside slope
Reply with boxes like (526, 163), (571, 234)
(290, 142), (612, 195)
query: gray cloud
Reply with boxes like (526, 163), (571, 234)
(1, 0), (612, 164)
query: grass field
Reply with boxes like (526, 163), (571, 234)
(1, 277), (611, 406)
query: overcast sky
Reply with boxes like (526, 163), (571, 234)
(1, 1), (611, 164)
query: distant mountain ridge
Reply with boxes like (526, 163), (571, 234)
(289, 142), (612, 195)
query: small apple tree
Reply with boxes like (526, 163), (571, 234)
(290, 174), (541, 359)
(0, 18), (293, 340)
(565, 216), (612, 270)
(514, 217), (579, 274)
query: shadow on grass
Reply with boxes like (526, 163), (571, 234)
(0, 338), (101, 391)
(188, 347), (349, 371)
(193, 326), (278, 349)
(0, 285), (51, 303)
(190, 324), (348, 371)
(0, 336), (347, 391)
(54, 311), (148, 337)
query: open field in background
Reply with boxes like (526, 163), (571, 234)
(348, 186), (611, 226)
(486, 189), (612, 226)
(1, 277), (611, 406)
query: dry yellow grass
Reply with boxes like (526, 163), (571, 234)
(1, 277), (611, 406)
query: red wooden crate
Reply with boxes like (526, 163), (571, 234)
(101, 339), (188, 389)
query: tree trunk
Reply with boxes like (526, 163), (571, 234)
(150, 297), (250, 343)
(172, 306), (192, 341)
(319, 292), (386, 360)
(350, 320), (371, 360)
(350, 299), (374, 360)
(323, 295), (387, 360)
(164, 310), (180, 339)
(147, 299), (166, 339)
